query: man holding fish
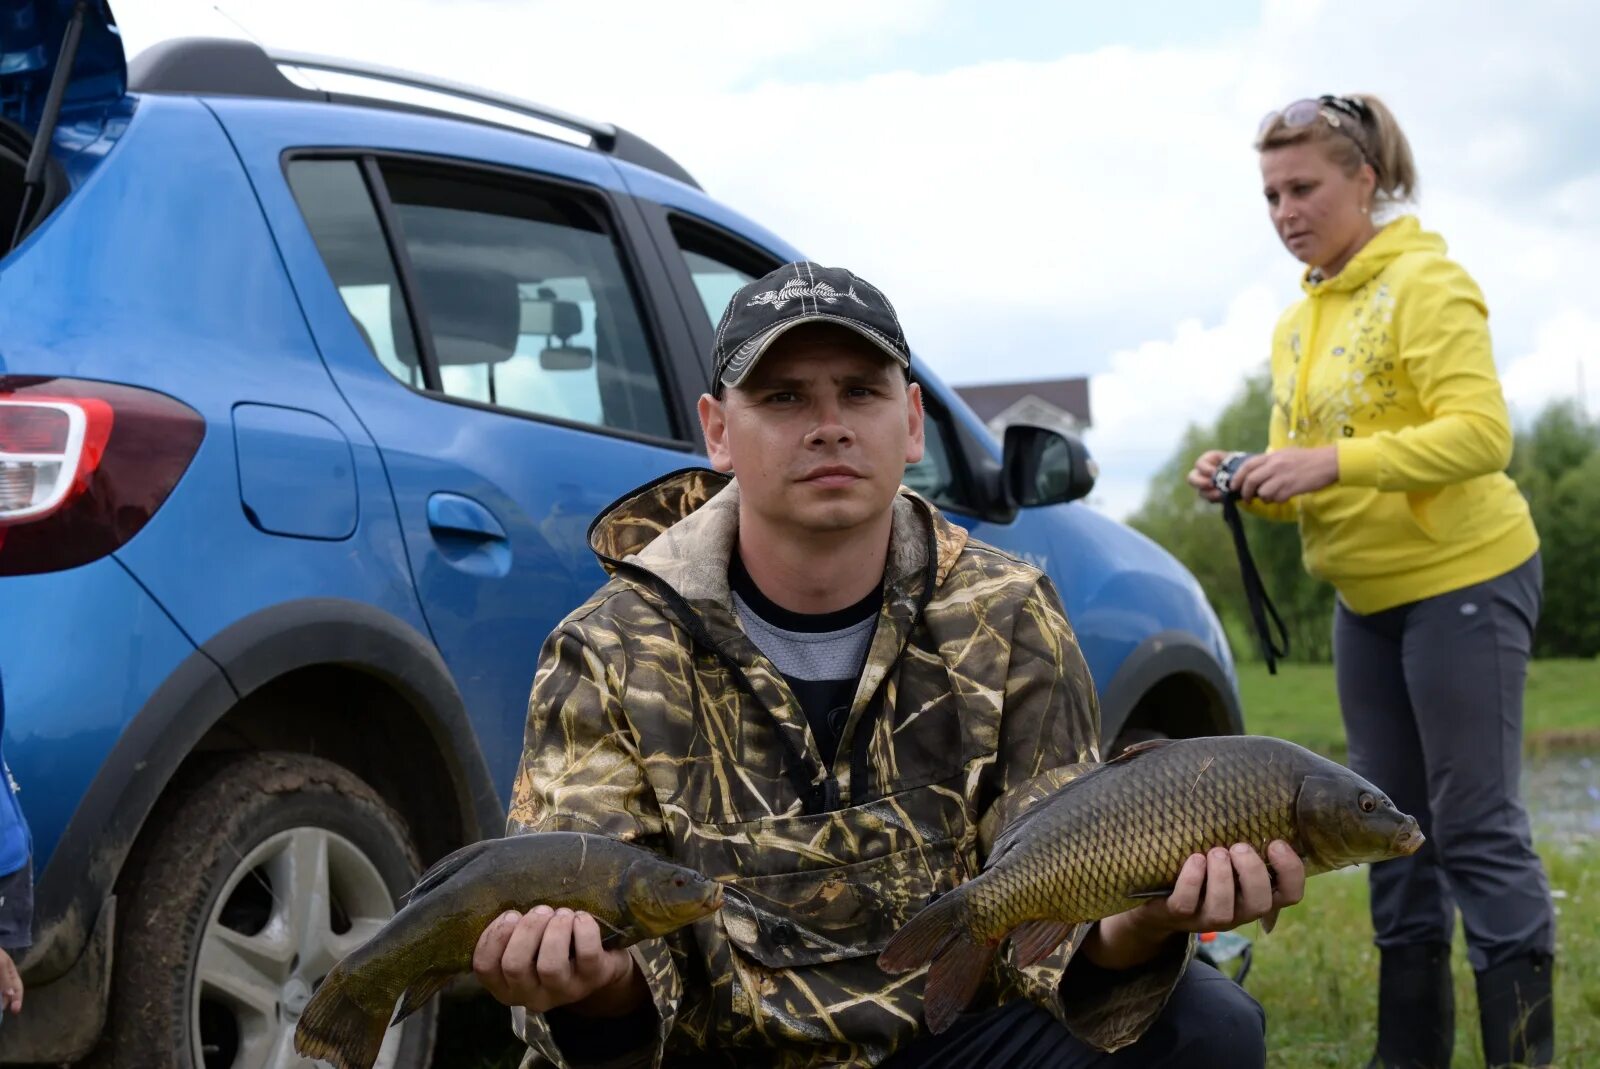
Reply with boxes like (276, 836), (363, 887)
(455, 263), (1410, 1068)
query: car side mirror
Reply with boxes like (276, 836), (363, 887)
(1001, 424), (1097, 507)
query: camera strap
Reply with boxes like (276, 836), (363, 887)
(1221, 495), (1290, 674)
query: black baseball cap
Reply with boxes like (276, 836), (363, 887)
(710, 261), (911, 393)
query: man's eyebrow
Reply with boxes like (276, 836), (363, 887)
(742, 375), (807, 392)
(741, 365), (894, 392)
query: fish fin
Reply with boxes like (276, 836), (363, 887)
(294, 964), (389, 1069)
(1107, 737), (1176, 763)
(1260, 911), (1278, 935)
(923, 932), (998, 1035)
(389, 970), (454, 1027)
(400, 839), (496, 906)
(877, 886), (970, 975)
(1008, 920), (1076, 968)
(1125, 886), (1174, 900)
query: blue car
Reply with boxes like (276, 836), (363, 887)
(0, 5), (1239, 1066)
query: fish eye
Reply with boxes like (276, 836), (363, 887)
(1359, 793), (1376, 813)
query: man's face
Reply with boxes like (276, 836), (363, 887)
(699, 325), (925, 537)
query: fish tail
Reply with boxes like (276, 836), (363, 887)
(923, 930), (997, 1034)
(294, 964), (390, 1069)
(877, 885), (970, 975)
(879, 885), (999, 1033)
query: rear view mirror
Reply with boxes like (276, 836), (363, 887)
(539, 346), (595, 371)
(1001, 424), (1097, 507)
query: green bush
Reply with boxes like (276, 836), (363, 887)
(1130, 380), (1600, 661)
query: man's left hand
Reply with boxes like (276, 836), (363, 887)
(1139, 840), (1306, 935)
(1233, 447), (1339, 503)
(1082, 841), (1306, 970)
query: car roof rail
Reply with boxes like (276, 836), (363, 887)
(126, 37), (702, 191)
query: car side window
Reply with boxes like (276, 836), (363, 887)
(286, 159), (424, 387)
(902, 405), (966, 508)
(669, 221), (764, 332)
(681, 247), (755, 328)
(288, 158), (677, 441)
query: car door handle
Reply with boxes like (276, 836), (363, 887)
(426, 493), (508, 542)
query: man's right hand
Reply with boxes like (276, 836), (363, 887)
(472, 905), (644, 1016)
(1186, 450), (1228, 503)
(0, 947), (22, 1014)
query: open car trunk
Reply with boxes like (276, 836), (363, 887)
(0, 0), (125, 253)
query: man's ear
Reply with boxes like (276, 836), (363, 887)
(699, 393), (735, 473)
(905, 382), (926, 465)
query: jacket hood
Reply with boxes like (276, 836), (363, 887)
(586, 467), (970, 612)
(1302, 214), (1444, 295)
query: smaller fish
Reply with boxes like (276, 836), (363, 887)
(878, 736), (1424, 1033)
(294, 832), (722, 1069)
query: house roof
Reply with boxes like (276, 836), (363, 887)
(954, 377), (1091, 427)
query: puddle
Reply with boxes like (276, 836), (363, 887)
(1524, 750), (1599, 847)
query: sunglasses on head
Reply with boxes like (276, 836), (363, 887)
(1259, 94), (1375, 164)
(1260, 95), (1370, 133)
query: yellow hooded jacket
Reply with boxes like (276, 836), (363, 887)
(1245, 215), (1538, 615)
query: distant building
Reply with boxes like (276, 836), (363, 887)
(954, 377), (1091, 439)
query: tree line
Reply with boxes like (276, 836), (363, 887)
(1128, 373), (1599, 662)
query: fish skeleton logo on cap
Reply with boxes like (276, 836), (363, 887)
(747, 278), (869, 312)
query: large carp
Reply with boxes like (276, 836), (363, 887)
(294, 832), (722, 1069)
(878, 735), (1423, 1032)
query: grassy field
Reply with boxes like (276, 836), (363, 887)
(1247, 842), (1597, 1067)
(1237, 656), (1600, 756)
(1237, 655), (1599, 1066)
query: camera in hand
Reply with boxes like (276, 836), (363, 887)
(1212, 451), (1258, 501)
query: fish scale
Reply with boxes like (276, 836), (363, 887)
(877, 735), (1424, 1034)
(979, 743), (1302, 935)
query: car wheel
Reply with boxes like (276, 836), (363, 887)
(88, 751), (437, 1069)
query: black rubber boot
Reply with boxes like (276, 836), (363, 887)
(1476, 951), (1555, 1068)
(1365, 942), (1454, 1069)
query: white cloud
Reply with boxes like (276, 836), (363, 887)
(1501, 308), (1600, 425)
(109, 0), (1600, 522)
(1082, 286), (1285, 520)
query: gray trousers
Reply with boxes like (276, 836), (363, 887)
(1333, 552), (1554, 971)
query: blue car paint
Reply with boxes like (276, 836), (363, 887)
(233, 403), (360, 541)
(0, 51), (1238, 978)
(0, 97), (430, 658)
(206, 97), (713, 801)
(0, 557), (204, 871)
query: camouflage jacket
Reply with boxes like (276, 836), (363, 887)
(507, 469), (1191, 1068)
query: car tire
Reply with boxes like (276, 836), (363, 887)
(85, 750), (437, 1069)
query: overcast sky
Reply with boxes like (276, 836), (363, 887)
(113, 0), (1598, 519)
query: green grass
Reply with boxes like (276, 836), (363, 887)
(1249, 842), (1598, 1067)
(1237, 656), (1599, 1065)
(1237, 656), (1600, 756)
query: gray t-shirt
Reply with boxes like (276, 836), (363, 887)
(729, 552), (880, 768)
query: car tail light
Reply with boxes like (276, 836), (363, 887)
(0, 377), (205, 576)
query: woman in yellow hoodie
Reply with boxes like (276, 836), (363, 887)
(1187, 95), (1553, 1069)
